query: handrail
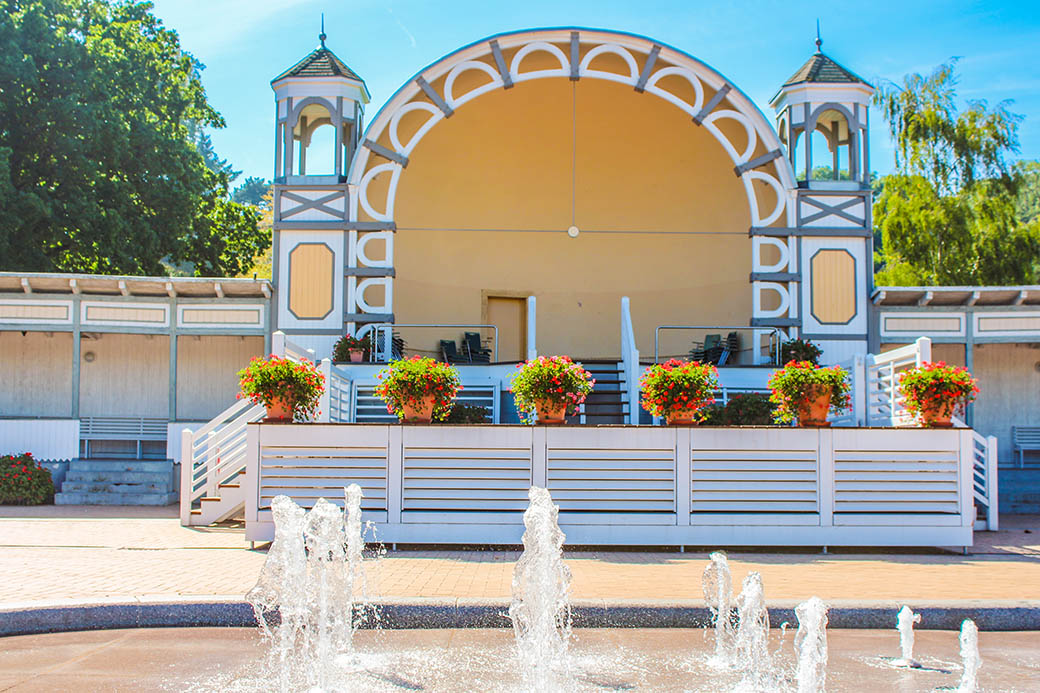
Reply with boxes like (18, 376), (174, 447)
(654, 325), (781, 365)
(953, 415), (999, 531)
(866, 336), (931, 426)
(620, 297), (640, 424)
(362, 323), (500, 362)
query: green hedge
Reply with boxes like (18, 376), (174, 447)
(0, 453), (54, 505)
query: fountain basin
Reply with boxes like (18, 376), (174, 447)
(0, 627), (1036, 692)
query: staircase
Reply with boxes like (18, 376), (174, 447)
(999, 469), (1040, 514)
(190, 469), (246, 524)
(580, 360), (629, 425)
(54, 459), (177, 505)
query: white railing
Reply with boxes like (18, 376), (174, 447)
(318, 359), (353, 423)
(866, 336), (932, 426)
(245, 424), (977, 549)
(179, 330), (315, 525)
(620, 297), (640, 424)
(954, 415), (999, 531)
(831, 354), (867, 427)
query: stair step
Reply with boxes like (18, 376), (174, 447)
(59, 482), (172, 494)
(54, 491), (177, 506)
(65, 470), (172, 484)
(69, 460), (173, 474)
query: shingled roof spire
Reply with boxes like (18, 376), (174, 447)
(780, 27), (871, 88)
(815, 19), (822, 53)
(319, 13), (326, 48)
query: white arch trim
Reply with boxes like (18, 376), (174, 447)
(349, 28), (797, 229)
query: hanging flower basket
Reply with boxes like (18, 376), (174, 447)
(512, 356), (594, 424)
(374, 356), (462, 423)
(640, 359), (719, 425)
(238, 355), (325, 422)
(767, 361), (851, 427)
(898, 361), (979, 428)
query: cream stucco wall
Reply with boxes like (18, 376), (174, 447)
(374, 70), (756, 358)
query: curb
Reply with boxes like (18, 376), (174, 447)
(3, 598), (1040, 637)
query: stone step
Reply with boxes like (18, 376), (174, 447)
(64, 470), (172, 484)
(69, 459), (173, 474)
(60, 482), (173, 494)
(54, 491), (177, 506)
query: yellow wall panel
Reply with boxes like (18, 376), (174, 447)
(810, 250), (856, 324)
(288, 243), (334, 319)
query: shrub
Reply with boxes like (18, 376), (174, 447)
(438, 403), (490, 424)
(640, 359), (719, 420)
(781, 338), (823, 366)
(238, 355), (325, 421)
(332, 333), (371, 361)
(767, 360), (851, 424)
(375, 356), (462, 421)
(720, 393), (775, 425)
(899, 361), (978, 422)
(512, 356), (594, 420)
(0, 453), (54, 505)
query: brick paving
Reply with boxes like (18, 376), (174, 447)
(0, 506), (1038, 606)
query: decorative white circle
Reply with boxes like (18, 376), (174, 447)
(567, 226), (580, 238)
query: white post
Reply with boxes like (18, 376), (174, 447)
(915, 336), (932, 366)
(318, 359), (332, 423)
(179, 428), (194, 526)
(853, 354), (866, 426)
(271, 330), (286, 358)
(204, 430), (220, 498)
(986, 434), (999, 531)
(526, 295), (537, 362)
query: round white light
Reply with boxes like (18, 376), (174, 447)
(567, 225), (580, 238)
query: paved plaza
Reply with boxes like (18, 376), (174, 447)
(1, 505), (1038, 608)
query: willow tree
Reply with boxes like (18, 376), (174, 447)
(873, 61), (1040, 285)
(0, 0), (267, 276)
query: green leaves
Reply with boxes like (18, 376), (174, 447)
(374, 356), (462, 421)
(0, 0), (268, 275)
(873, 61), (1040, 286)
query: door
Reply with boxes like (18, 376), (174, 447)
(486, 296), (527, 362)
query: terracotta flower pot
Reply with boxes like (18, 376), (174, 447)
(796, 385), (832, 427)
(666, 408), (701, 425)
(535, 399), (567, 425)
(401, 394), (436, 423)
(348, 349), (365, 363)
(265, 396), (293, 422)
(919, 400), (955, 428)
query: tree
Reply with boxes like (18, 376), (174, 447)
(873, 61), (1040, 285)
(0, 0), (268, 276)
(233, 176), (272, 209)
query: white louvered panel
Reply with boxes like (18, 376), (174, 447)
(80, 417), (167, 440)
(259, 445), (388, 511)
(833, 449), (960, 514)
(691, 449), (818, 513)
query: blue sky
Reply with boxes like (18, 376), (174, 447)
(150, 0), (1040, 183)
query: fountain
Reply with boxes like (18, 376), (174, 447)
(794, 597), (829, 693)
(508, 486), (573, 689)
(246, 485), (371, 691)
(893, 605), (922, 667)
(702, 551), (736, 666)
(957, 619), (981, 692)
(733, 571), (774, 690)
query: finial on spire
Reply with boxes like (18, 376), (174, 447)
(319, 13), (327, 48)
(815, 19), (823, 52)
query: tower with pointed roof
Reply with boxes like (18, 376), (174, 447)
(770, 29), (874, 190)
(270, 24), (371, 353)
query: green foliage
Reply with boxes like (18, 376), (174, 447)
(511, 355), (594, 419)
(767, 361), (851, 425)
(709, 393), (775, 425)
(639, 359), (719, 419)
(375, 356), (462, 421)
(0, 0), (268, 276)
(332, 333), (372, 362)
(438, 403), (490, 424)
(233, 177), (272, 209)
(898, 361), (978, 422)
(0, 453), (54, 505)
(780, 338), (822, 366)
(873, 61), (1040, 285)
(238, 355), (325, 421)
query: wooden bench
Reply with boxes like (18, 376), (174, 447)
(1012, 425), (1040, 465)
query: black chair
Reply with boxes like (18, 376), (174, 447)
(440, 340), (466, 364)
(717, 332), (740, 366)
(463, 332), (492, 363)
(691, 333), (723, 363)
